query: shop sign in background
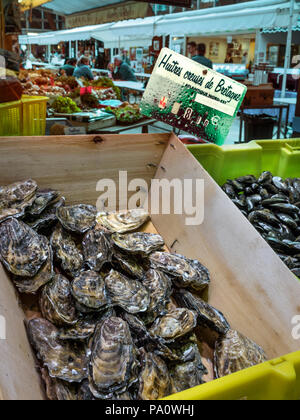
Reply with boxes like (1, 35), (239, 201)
(140, 48), (247, 145)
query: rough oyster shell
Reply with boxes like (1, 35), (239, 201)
(40, 274), (78, 327)
(0, 218), (49, 277)
(105, 269), (150, 314)
(150, 252), (210, 292)
(0, 179), (37, 222)
(82, 228), (112, 271)
(78, 380), (97, 400)
(169, 349), (207, 394)
(28, 189), (59, 216)
(88, 317), (139, 398)
(27, 197), (65, 232)
(174, 289), (230, 336)
(149, 308), (197, 343)
(112, 232), (164, 256)
(12, 240), (54, 294)
(51, 224), (83, 277)
(72, 270), (109, 311)
(27, 318), (88, 383)
(141, 269), (173, 323)
(57, 204), (97, 234)
(41, 368), (78, 401)
(112, 250), (146, 280)
(138, 349), (171, 400)
(214, 329), (268, 378)
(97, 208), (149, 233)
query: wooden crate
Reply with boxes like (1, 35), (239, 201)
(0, 133), (299, 400)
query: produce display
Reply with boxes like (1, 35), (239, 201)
(222, 172), (300, 278)
(85, 77), (121, 100)
(52, 97), (81, 114)
(106, 103), (144, 124)
(0, 179), (268, 400)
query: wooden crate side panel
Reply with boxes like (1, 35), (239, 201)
(0, 134), (169, 209)
(151, 133), (300, 358)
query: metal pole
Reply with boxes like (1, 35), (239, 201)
(281, 0), (295, 99)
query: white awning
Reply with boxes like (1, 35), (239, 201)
(155, 0), (299, 36)
(19, 0), (299, 46)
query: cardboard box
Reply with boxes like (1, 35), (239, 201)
(243, 83), (274, 107)
(0, 133), (299, 400)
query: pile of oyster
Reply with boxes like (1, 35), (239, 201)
(222, 172), (300, 278)
(0, 180), (267, 400)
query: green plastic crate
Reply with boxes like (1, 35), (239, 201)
(187, 139), (300, 186)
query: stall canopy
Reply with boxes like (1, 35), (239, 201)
(41, 0), (128, 15)
(19, 0), (299, 46)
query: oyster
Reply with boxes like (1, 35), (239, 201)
(112, 232), (164, 256)
(78, 380), (97, 401)
(27, 197), (65, 232)
(112, 250), (146, 280)
(97, 208), (149, 233)
(40, 274), (78, 327)
(58, 309), (116, 341)
(150, 252), (210, 292)
(105, 269), (150, 314)
(72, 271), (109, 311)
(88, 317), (139, 398)
(149, 308), (197, 343)
(0, 179), (37, 222)
(57, 204), (97, 234)
(82, 228), (112, 271)
(28, 189), (59, 216)
(169, 350), (207, 394)
(12, 241), (54, 294)
(27, 318), (88, 383)
(138, 349), (171, 400)
(174, 289), (230, 336)
(51, 224), (83, 277)
(141, 269), (173, 323)
(41, 368), (78, 401)
(214, 329), (268, 378)
(0, 218), (49, 277)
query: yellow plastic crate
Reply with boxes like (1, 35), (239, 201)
(0, 100), (22, 136)
(164, 351), (300, 400)
(0, 96), (48, 136)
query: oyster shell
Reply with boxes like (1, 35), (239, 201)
(112, 250), (146, 280)
(169, 350), (207, 394)
(0, 179), (37, 222)
(51, 224), (83, 277)
(105, 269), (150, 314)
(82, 228), (112, 271)
(141, 269), (173, 324)
(214, 329), (268, 378)
(0, 218), (49, 277)
(27, 318), (88, 383)
(88, 317), (139, 398)
(112, 232), (164, 256)
(174, 289), (230, 336)
(40, 274), (78, 327)
(149, 308), (197, 343)
(12, 241), (54, 294)
(57, 204), (97, 234)
(78, 380), (97, 400)
(72, 270), (109, 311)
(150, 252), (210, 292)
(97, 208), (149, 233)
(41, 368), (78, 401)
(27, 197), (65, 232)
(28, 189), (59, 216)
(138, 349), (171, 400)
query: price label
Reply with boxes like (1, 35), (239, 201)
(64, 126), (87, 135)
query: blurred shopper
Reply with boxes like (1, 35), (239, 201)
(187, 41), (198, 59)
(192, 43), (213, 69)
(225, 53), (233, 64)
(122, 50), (131, 65)
(242, 52), (248, 65)
(73, 56), (94, 80)
(60, 58), (77, 76)
(113, 56), (137, 82)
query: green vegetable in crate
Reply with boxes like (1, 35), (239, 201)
(106, 105), (143, 124)
(80, 93), (99, 109)
(52, 96), (80, 114)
